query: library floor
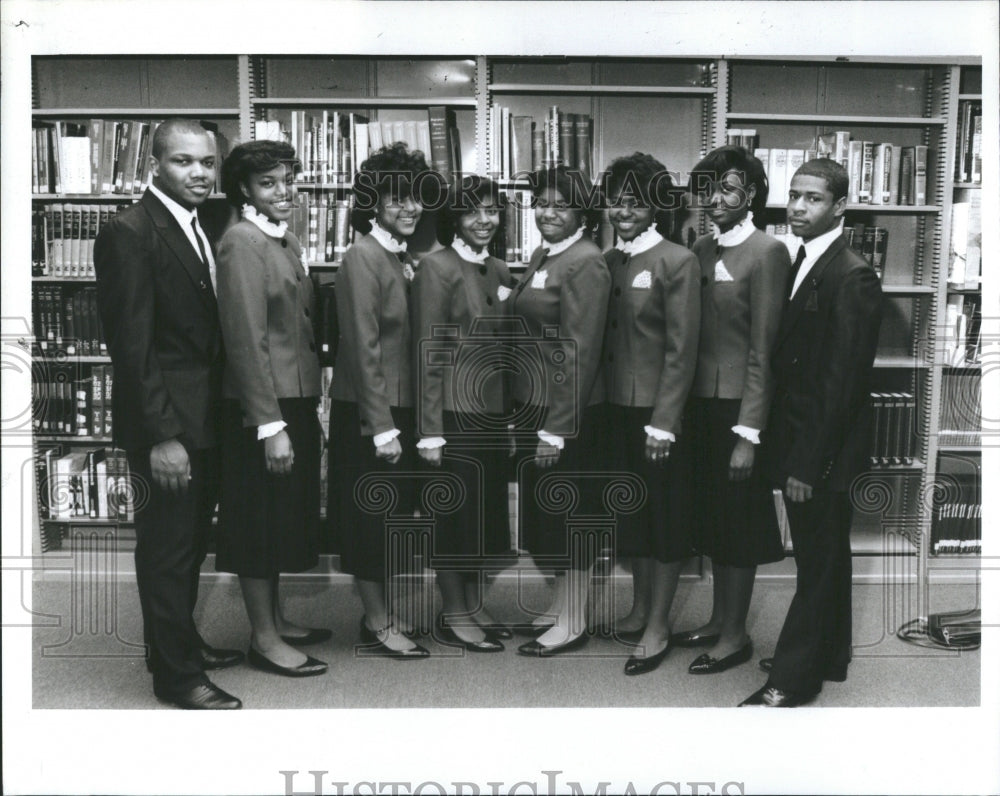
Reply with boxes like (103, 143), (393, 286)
(28, 563), (981, 710)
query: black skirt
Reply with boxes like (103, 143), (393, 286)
(215, 397), (321, 578)
(428, 411), (515, 567)
(606, 404), (696, 563)
(515, 403), (612, 569)
(689, 397), (784, 567)
(327, 400), (418, 582)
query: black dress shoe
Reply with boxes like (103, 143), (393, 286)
(510, 622), (556, 638)
(155, 681), (242, 710)
(759, 657), (773, 673)
(198, 646), (245, 670)
(670, 629), (720, 648)
(623, 641), (672, 676)
(688, 641), (753, 675)
(247, 646), (328, 677)
(358, 619), (430, 660)
(739, 684), (817, 707)
(280, 628), (333, 647)
(517, 633), (588, 657)
(436, 617), (505, 653)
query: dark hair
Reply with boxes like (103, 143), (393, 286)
(688, 145), (769, 227)
(436, 175), (502, 245)
(221, 140), (298, 209)
(529, 166), (601, 235)
(151, 118), (215, 160)
(351, 142), (435, 234)
(792, 157), (850, 202)
(604, 151), (684, 240)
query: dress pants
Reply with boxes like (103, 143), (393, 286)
(127, 445), (220, 693)
(766, 489), (853, 694)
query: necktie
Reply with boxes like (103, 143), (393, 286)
(787, 245), (806, 299)
(191, 216), (216, 292)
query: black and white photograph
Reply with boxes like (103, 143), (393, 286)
(2, 1), (998, 794)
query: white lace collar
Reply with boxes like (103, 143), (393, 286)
(615, 226), (663, 256)
(712, 211), (755, 247)
(451, 237), (489, 264)
(541, 226), (584, 256)
(369, 221), (408, 253)
(242, 204), (288, 238)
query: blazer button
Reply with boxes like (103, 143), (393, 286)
(479, 265), (488, 276)
(486, 296), (494, 306)
(304, 308), (310, 317)
(309, 342), (315, 352)
(701, 275), (709, 286)
(610, 320), (618, 329)
(791, 357), (799, 365)
(614, 287), (622, 297)
(281, 239), (288, 248)
(296, 273), (302, 282)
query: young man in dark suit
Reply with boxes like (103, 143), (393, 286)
(740, 158), (882, 707)
(95, 119), (243, 709)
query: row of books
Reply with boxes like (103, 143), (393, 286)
(33, 286), (106, 355)
(255, 106), (462, 184)
(947, 192), (982, 290)
(764, 222), (889, 280)
(938, 369), (980, 446)
(489, 106), (594, 181)
(490, 190), (543, 264)
(931, 454), (981, 555)
(33, 364), (114, 438)
(32, 119), (227, 196)
(954, 100), (982, 184)
(31, 204), (122, 278)
(869, 392), (916, 466)
(284, 194), (354, 265)
(943, 293), (982, 368)
(730, 129), (930, 206)
(35, 444), (133, 521)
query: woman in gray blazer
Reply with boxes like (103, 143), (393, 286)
(328, 143), (431, 659)
(411, 176), (514, 652)
(215, 141), (327, 677)
(673, 146), (790, 675)
(602, 153), (701, 675)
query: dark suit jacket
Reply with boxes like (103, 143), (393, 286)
(603, 238), (701, 434)
(510, 237), (611, 437)
(330, 233), (415, 436)
(766, 233), (882, 491)
(691, 229), (790, 430)
(410, 246), (513, 437)
(94, 190), (223, 452)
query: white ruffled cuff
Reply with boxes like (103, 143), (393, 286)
(537, 430), (565, 450)
(373, 428), (401, 448)
(257, 420), (287, 440)
(417, 437), (447, 449)
(644, 425), (676, 442)
(732, 425), (761, 444)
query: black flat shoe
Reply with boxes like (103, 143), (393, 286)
(154, 681), (242, 710)
(280, 628), (333, 647)
(670, 630), (720, 648)
(516, 633), (588, 657)
(623, 642), (672, 676)
(358, 618), (430, 660)
(247, 647), (328, 678)
(197, 646), (245, 670)
(510, 622), (556, 638)
(436, 616), (505, 653)
(739, 684), (817, 708)
(688, 641), (753, 674)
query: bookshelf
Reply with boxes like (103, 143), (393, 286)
(28, 54), (983, 573)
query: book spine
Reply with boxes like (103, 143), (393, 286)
(859, 141), (874, 203)
(913, 145), (928, 204)
(427, 106), (454, 184)
(871, 227), (888, 280)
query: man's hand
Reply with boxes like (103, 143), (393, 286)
(535, 440), (561, 468)
(645, 435), (672, 466)
(418, 446), (442, 466)
(376, 437), (403, 464)
(785, 476), (813, 503)
(264, 429), (295, 475)
(150, 439), (191, 494)
(729, 438), (755, 482)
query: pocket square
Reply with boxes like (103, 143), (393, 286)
(530, 270), (548, 289)
(805, 290), (819, 311)
(714, 261), (734, 282)
(631, 269), (652, 289)
(497, 285), (512, 302)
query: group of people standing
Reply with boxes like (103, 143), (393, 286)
(94, 118), (881, 710)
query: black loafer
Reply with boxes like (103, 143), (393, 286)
(247, 646), (328, 677)
(280, 628), (333, 647)
(670, 630), (720, 648)
(624, 642), (672, 676)
(688, 641), (753, 674)
(154, 681), (242, 710)
(436, 617), (505, 653)
(517, 634), (588, 657)
(198, 646), (245, 670)
(739, 684), (818, 707)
